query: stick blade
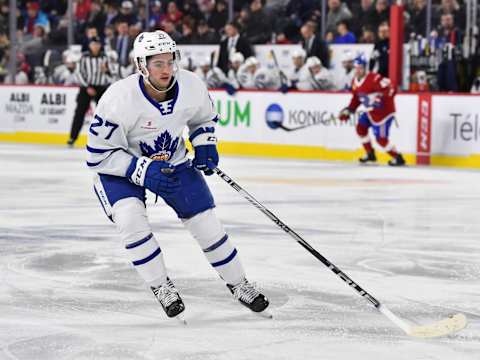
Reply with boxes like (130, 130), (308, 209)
(407, 313), (467, 338)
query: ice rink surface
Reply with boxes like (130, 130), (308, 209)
(0, 143), (479, 360)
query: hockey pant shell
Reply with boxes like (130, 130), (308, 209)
(357, 113), (395, 150)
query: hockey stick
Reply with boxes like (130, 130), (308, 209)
(214, 167), (467, 338)
(269, 49), (289, 88)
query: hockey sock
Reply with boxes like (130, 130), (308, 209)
(125, 233), (168, 287)
(183, 209), (246, 285)
(363, 141), (374, 153)
(357, 123), (373, 153)
(113, 198), (168, 287)
(377, 137), (398, 158)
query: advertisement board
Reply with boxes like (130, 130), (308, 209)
(0, 85), (81, 133)
(210, 90), (418, 155)
(431, 95), (480, 155)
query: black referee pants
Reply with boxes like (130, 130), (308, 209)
(69, 86), (107, 143)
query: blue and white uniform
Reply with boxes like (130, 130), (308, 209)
(87, 68), (245, 288)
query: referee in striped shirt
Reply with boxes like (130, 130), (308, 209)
(68, 36), (117, 146)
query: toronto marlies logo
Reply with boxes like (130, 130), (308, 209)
(139, 130), (179, 161)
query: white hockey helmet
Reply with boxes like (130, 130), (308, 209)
(291, 48), (306, 59)
(133, 30), (181, 92)
(244, 56), (259, 68)
(341, 50), (355, 63)
(305, 56), (322, 68)
(229, 52), (245, 64)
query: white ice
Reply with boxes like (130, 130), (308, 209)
(0, 143), (479, 360)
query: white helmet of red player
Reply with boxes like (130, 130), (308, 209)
(133, 30), (181, 92)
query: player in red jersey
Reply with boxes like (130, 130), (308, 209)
(338, 54), (406, 166)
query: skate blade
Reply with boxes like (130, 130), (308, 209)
(174, 313), (188, 325)
(255, 309), (273, 319)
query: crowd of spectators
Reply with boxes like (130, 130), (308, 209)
(0, 0), (478, 92)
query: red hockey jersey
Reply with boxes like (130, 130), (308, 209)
(347, 72), (396, 124)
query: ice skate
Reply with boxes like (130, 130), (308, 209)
(388, 154), (406, 166)
(151, 278), (186, 322)
(359, 150), (377, 164)
(227, 278), (271, 318)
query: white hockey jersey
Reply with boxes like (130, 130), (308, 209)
(86, 69), (218, 177)
(297, 67), (335, 91)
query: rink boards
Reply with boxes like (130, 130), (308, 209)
(0, 84), (479, 168)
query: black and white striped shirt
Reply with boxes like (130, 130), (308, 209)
(75, 51), (114, 87)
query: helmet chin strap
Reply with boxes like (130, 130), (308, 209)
(144, 74), (177, 94)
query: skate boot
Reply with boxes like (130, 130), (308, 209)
(359, 150), (377, 164)
(227, 278), (269, 313)
(151, 278), (185, 318)
(388, 154), (406, 166)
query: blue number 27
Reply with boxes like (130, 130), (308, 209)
(89, 115), (119, 140)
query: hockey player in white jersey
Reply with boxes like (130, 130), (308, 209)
(287, 48), (307, 90)
(237, 56), (259, 89)
(86, 31), (269, 320)
(297, 56), (335, 91)
(226, 52), (244, 90)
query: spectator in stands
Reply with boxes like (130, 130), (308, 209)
(105, 2), (120, 27)
(75, 0), (92, 28)
(87, 0), (107, 36)
(162, 1), (184, 27)
(3, 51), (30, 84)
(103, 24), (116, 51)
(409, 0), (428, 36)
(24, 2), (50, 35)
(117, 1), (138, 25)
(326, 0), (352, 35)
(114, 20), (132, 67)
(434, 0), (465, 30)
(300, 20), (330, 68)
(370, 21), (389, 77)
(350, 0), (375, 38)
(359, 25), (376, 43)
(217, 21), (253, 74)
(436, 13), (462, 91)
(243, 0), (273, 44)
(285, 0), (322, 26)
(178, 21), (195, 44)
(181, 0), (203, 22)
(148, 1), (163, 30)
(371, 0), (389, 32)
(20, 23), (46, 57)
(333, 20), (356, 44)
(208, 0), (228, 33)
(194, 19), (219, 44)
(128, 23), (142, 41)
(80, 24), (100, 51)
(160, 19), (182, 42)
(437, 12), (463, 47)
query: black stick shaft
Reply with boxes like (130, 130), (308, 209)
(214, 167), (381, 308)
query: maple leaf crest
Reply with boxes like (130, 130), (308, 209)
(139, 130), (179, 161)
